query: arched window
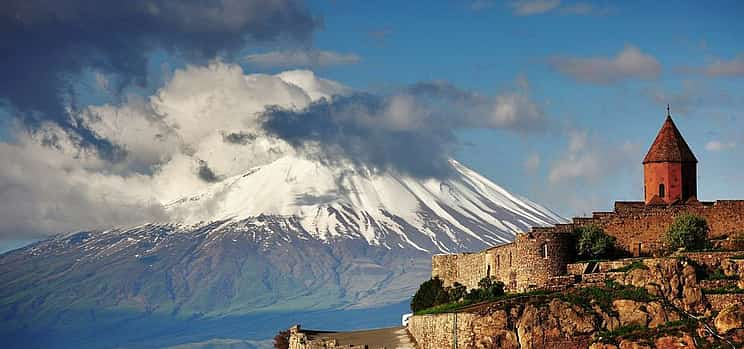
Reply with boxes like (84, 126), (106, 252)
(659, 184), (665, 198)
(486, 264), (491, 278)
(496, 255), (500, 268)
(540, 243), (548, 259)
(509, 252), (512, 267)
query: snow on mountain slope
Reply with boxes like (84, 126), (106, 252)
(166, 155), (563, 253)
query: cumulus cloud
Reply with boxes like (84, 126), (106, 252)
(548, 45), (661, 84)
(262, 78), (547, 177)
(0, 62), (341, 238)
(696, 55), (744, 77)
(0, 0), (319, 148)
(548, 130), (639, 184)
(705, 140), (736, 151)
(245, 50), (361, 68)
(0, 62), (549, 238)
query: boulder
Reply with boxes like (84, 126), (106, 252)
(589, 343), (619, 349)
(654, 334), (696, 348)
(646, 301), (679, 328)
(475, 330), (518, 349)
(618, 339), (651, 349)
(714, 305), (744, 334)
(613, 300), (649, 327)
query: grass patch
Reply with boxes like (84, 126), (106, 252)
(573, 258), (611, 263)
(702, 286), (744, 294)
(413, 289), (556, 315)
(595, 318), (698, 345)
(414, 300), (475, 315)
(608, 260), (648, 273)
(729, 254), (744, 260)
(702, 268), (738, 281)
(560, 280), (656, 314)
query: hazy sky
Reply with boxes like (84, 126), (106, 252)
(1, 0), (743, 250)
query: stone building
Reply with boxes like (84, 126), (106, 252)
(433, 109), (744, 291)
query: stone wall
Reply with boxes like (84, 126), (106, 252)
(432, 231), (574, 292)
(432, 251), (489, 290)
(542, 200), (744, 256)
(432, 200), (744, 294)
(407, 313), (477, 349)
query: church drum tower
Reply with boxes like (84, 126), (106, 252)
(642, 106), (698, 205)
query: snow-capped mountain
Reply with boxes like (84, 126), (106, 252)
(0, 156), (562, 348)
(0, 64), (566, 348)
(165, 155), (561, 253)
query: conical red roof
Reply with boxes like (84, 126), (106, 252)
(643, 115), (697, 164)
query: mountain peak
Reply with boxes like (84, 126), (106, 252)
(166, 155), (563, 252)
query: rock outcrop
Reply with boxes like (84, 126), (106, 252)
(408, 256), (743, 349)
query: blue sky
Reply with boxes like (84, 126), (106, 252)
(1, 0), (744, 252)
(299, 0), (744, 212)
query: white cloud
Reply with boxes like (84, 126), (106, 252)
(0, 61), (549, 238)
(705, 140), (736, 151)
(0, 62), (348, 237)
(702, 55), (744, 77)
(245, 50), (361, 68)
(559, 2), (614, 16)
(508, 0), (561, 15)
(548, 130), (638, 184)
(549, 45), (661, 84)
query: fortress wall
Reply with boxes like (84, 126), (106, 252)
(433, 242), (520, 291)
(546, 200), (744, 256)
(586, 200), (744, 255)
(432, 232), (575, 292)
(432, 251), (489, 290)
(484, 243), (517, 290)
(431, 200), (744, 292)
(407, 313), (477, 349)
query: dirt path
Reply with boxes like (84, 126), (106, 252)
(302, 326), (415, 348)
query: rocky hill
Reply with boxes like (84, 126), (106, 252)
(405, 257), (744, 349)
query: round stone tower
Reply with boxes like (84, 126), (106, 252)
(514, 231), (573, 291)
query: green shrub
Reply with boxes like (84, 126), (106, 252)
(447, 282), (467, 302)
(664, 214), (710, 252)
(411, 277), (449, 312)
(477, 276), (505, 299)
(575, 224), (616, 260)
(413, 276), (506, 314)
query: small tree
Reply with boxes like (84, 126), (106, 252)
(448, 282), (467, 302)
(273, 329), (289, 349)
(411, 277), (448, 312)
(575, 224), (616, 260)
(477, 276), (505, 299)
(664, 214), (709, 252)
